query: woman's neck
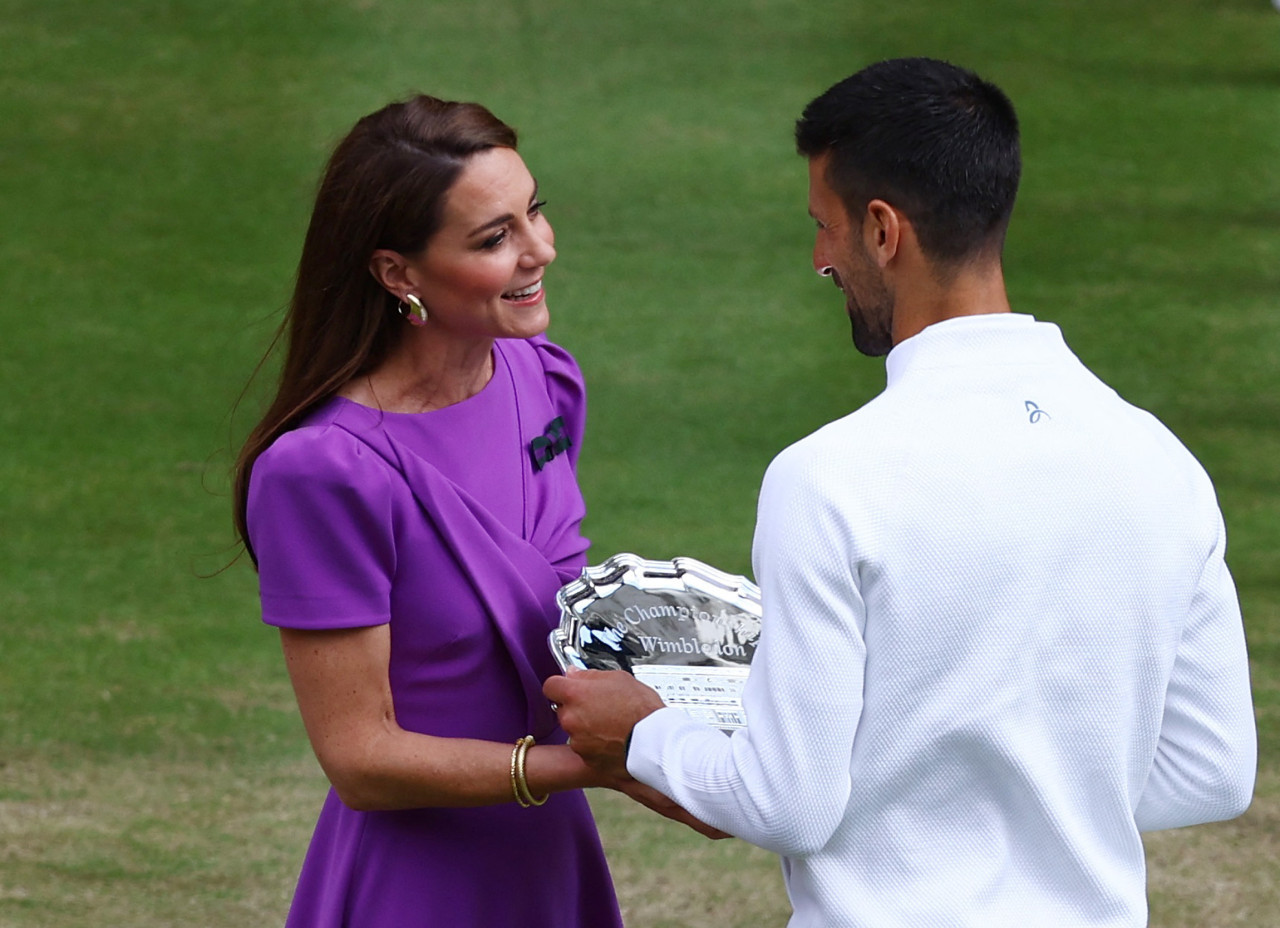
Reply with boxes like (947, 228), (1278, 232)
(342, 333), (496, 413)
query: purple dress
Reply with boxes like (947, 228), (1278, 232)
(247, 336), (623, 928)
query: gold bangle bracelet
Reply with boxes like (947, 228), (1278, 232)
(512, 735), (548, 807)
(516, 736), (543, 807)
(510, 736), (528, 807)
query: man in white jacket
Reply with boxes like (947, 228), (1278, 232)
(546, 57), (1256, 927)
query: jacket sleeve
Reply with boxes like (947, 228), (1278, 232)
(1134, 508), (1256, 830)
(627, 445), (866, 856)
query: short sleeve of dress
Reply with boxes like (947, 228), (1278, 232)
(530, 334), (586, 469)
(247, 424), (397, 630)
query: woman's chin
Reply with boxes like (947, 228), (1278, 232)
(503, 302), (551, 339)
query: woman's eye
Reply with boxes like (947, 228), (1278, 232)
(529, 199), (548, 217)
(481, 231), (507, 250)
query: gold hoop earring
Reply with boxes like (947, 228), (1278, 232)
(398, 293), (429, 326)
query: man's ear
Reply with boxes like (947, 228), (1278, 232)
(369, 249), (412, 298)
(863, 199), (902, 268)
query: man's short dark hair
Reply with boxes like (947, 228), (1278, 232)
(796, 58), (1021, 266)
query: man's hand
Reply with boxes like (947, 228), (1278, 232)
(543, 669), (664, 780)
(545, 671), (731, 840)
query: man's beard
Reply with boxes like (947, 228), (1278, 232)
(849, 304), (893, 357)
(834, 267), (893, 357)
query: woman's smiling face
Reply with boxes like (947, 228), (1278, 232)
(400, 146), (557, 342)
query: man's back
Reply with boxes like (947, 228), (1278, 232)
(745, 313), (1255, 926)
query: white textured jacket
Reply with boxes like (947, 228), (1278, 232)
(630, 313), (1256, 928)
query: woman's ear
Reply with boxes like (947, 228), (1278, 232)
(369, 249), (411, 298)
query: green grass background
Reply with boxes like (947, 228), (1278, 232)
(1, 1), (1277, 925)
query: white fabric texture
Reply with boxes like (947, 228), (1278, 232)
(628, 314), (1256, 928)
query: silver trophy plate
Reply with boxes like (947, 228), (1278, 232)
(550, 553), (761, 731)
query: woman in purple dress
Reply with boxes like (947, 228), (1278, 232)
(230, 95), (699, 927)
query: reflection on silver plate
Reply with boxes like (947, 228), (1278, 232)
(550, 554), (761, 732)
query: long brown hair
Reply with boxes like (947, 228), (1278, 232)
(233, 95), (518, 563)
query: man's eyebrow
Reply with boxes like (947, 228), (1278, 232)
(466, 182), (540, 238)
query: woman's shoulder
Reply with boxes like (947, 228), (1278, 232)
(503, 333), (585, 411)
(500, 334), (583, 383)
(252, 410), (394, 497)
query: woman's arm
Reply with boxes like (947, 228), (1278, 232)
(279, 625), (611, 811)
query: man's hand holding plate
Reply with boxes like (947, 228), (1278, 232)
(543, 669), (664, 780)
